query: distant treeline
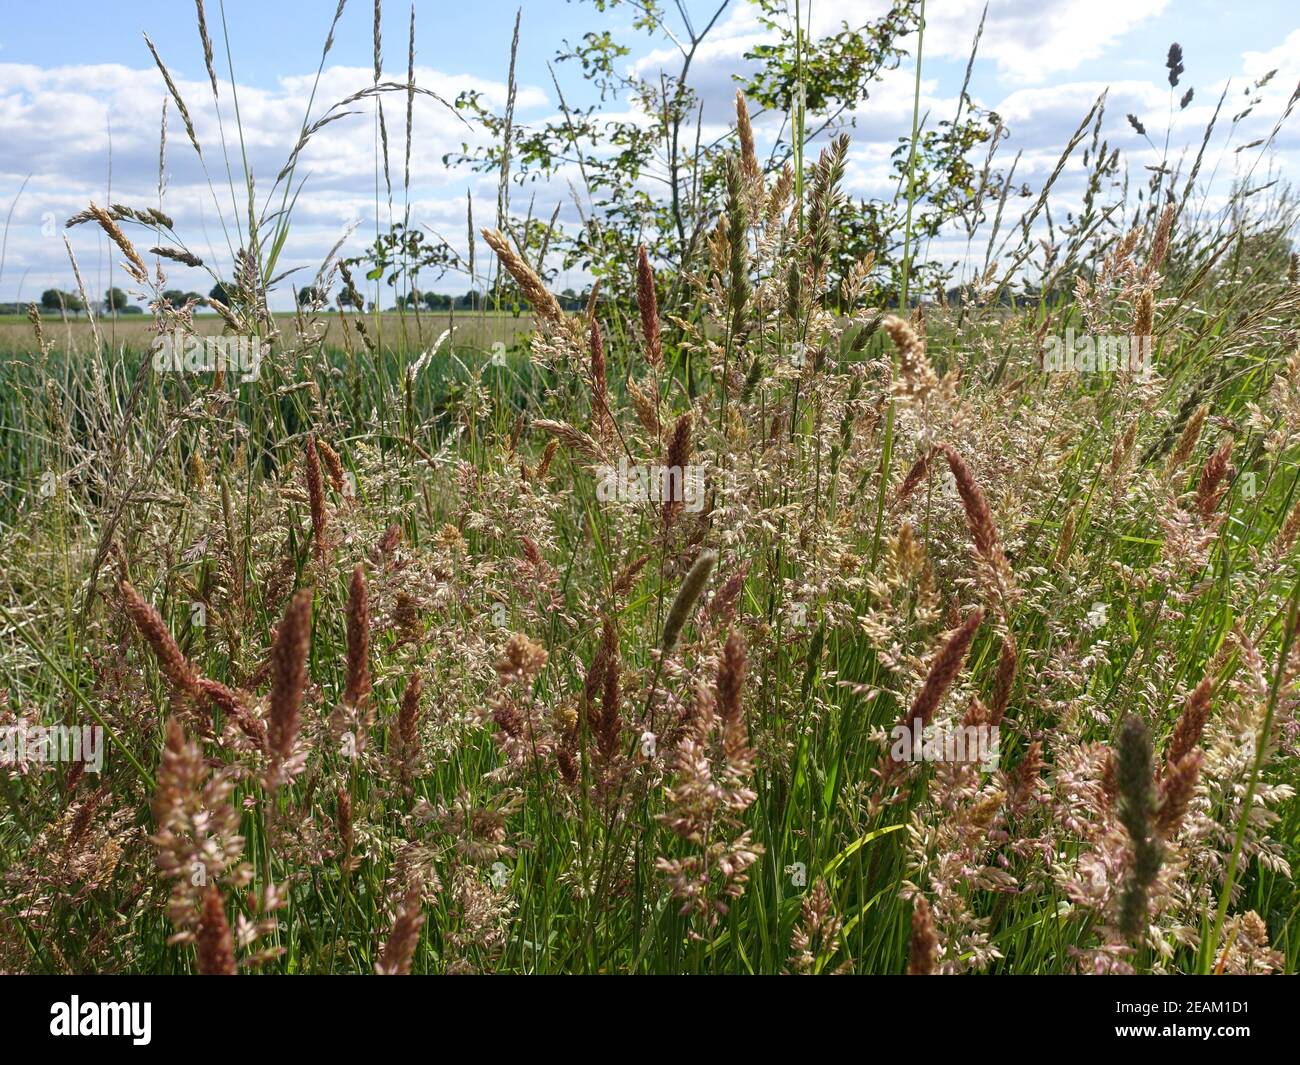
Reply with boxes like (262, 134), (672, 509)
(300, 287), (594, 313)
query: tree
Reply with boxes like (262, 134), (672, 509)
(104, 287), (131, 312)
(341, 222), (461, 312)
(209, 282), (232, 304)
(448, 0), (1001, 310)
(40, 288), (83, 315)
(298, 285), (328, 306)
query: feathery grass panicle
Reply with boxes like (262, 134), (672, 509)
(663, 411), (692, 529)
(120, 579), (203, 705)
(317, 437), (346, 495)
(376, 886), (425, 975)
(1116, 714), (1163, 941)
(1166, 403), (1208, 474)
(636, 246), (662, 367)
(398, 670), (424, 784)
(590, 317), (609, 434)
(344, 563), (372, 711)
(627, 380), (662, 439)
(716, 629), (749, 761)
(305, 434), (329, 562)
(150, 244), (202, 268)
(893, 450), (932, 508)
(532, 419), (603, 461)
(883, 314), (938, 399)
(26, 302), (49, 357)
(1010, 740), (1044, 810)
(903, 608), (984, 732)
(1134, 287), (1155, 339)
(582, 616), (618, 715)
(717, 629), (746, 728)
(735, 90), (760, 185)
(1195, 437), (1233, 521)
(940, 446), (1012, 587)
(989, 635), (1017, 726)
(200, 677), (266, 750)
(661, 549), (717, 654)
(1109, 420), (1140, 487)
(150, 717), (248, 938)
(376, 885), (425, 975)
(613, 554), (652, 598)
(806, 135), (850, 287)
(1274, 496), (1300, 558)
(196, 886), (236, 975)
(336, 785), (355, 873)
(269, 590), (313, 762)
(80, 202), (149, 283)
(597, 650), (622, 762)
(707, 562), (749, 629)
(907, 896), (939, 975)
(142, 33), (201, 157)
(1054, 508), (1077, 567)
(497, 632), (548, 683)
(1147, 202), (1176, 277)
(194, 0), (219, 98)
(1166, 677), (1212, 770)
(724, 156), (752, 338)
(1157, 751), (1203, 839)
(480, 227), (564, 326)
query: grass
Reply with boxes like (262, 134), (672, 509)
(0, 2), (1298, 977)
(0, 310), (534, 362)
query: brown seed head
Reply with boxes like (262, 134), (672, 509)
(907, 896), (939, 975)
(480, 227), (564, 326)
(344, 563), (371, 710)
(941, 445), (1008, 574)
(305, 434), (328, 562)
(903, 608), (983, 732)
(269, 590), (313, 761)
(376, 885), (425, 975)
(196, 886), (236, 975)
(119, 579), (204, 705)
(1166, 677), (1212, 770)
(717, 629), (747, 729)
(735, 90), (760, 185)
(398, 670), (424, 780)
(1195, 437), (1233, 522)
(636, 245), (662, 367)
(664, 411), (693, 529)
(989, 635), (1018, 726)
(1156, 750), (1203, 839)
(317, 437), (346, 494)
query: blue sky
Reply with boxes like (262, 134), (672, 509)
(1, 0), (1297, 310)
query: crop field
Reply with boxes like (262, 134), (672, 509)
(1, 0), (1299, 989)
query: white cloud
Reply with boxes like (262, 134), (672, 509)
(659, 0), (1170, 87)
(0, 58), (550, 306)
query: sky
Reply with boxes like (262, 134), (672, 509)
(0, 0), (1297, 311)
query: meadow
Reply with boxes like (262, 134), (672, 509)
(0, 1), (1298, 977)
(0, 310), (532, 361)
